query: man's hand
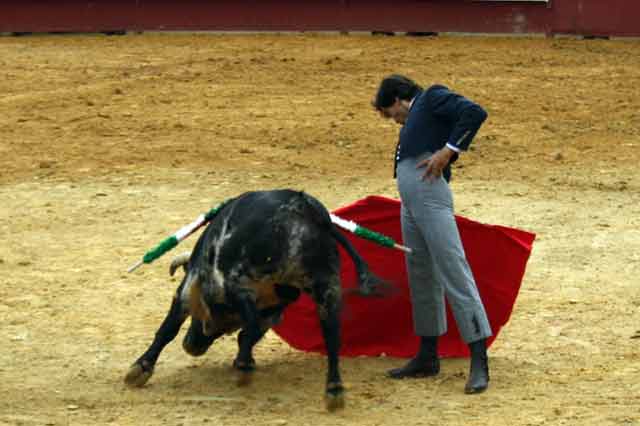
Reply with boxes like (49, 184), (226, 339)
(416, 147), (456, 181)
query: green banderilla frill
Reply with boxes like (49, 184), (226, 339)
(127, 204), (224, 273)
(354, 226), (395, 248)
(141, 236), (178, 265)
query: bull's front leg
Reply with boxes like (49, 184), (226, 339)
(231, 290), (263, 385)
(312, 277), (345, 412)
(124, 294), (188, 387)
(230, 304), (286, 380)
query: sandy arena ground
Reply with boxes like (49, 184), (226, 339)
(0, 33), (639, 426)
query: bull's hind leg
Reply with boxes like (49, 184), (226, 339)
(124, 295), (188, 387)
(311, 276), (345, 412)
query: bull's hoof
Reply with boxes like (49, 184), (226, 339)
(325, 382), (345, 412)
(232, 357), (256, 371)
(124, 361), (154, 388)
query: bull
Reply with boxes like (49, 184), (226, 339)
(124, 189), (384, 411)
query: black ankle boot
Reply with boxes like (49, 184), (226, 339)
(465, 338), (489, 394)
(388, 336), (440, 379)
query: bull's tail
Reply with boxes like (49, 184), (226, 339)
(330, 225), (391, 297)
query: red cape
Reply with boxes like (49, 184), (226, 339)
(273, 195), (535, 358)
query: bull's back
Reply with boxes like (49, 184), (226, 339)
(190, 190), (334, 277)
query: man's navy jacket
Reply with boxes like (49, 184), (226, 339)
(395, 84), (488, 182)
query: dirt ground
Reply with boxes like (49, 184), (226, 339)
(1, 32), (639, 426)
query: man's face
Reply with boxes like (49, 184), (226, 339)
(379, 98), (409, 125)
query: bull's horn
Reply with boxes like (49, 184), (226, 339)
(169, 252), (191, 276)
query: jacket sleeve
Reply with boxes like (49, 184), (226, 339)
(426, 85), (488, 152)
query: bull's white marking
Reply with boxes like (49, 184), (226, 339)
(211, 214), (233, 292)
(288, 220), (308, 257)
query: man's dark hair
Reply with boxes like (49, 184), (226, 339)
(373, 74), (423, 110)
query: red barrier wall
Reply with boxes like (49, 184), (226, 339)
(1, 1), (639, 37)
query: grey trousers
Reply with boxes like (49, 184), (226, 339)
(396, 153), (492, 344)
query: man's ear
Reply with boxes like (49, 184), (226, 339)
(399, 98), (412, 110)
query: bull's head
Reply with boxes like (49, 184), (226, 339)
(171, 253), (231, 336)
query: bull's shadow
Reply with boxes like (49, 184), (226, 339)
(141, 344), (525, 410)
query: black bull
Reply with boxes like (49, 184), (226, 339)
(124, 189), (385, 411)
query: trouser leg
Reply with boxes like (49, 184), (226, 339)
(400, 202), (447, 337)
(421, 203), (492, 344)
